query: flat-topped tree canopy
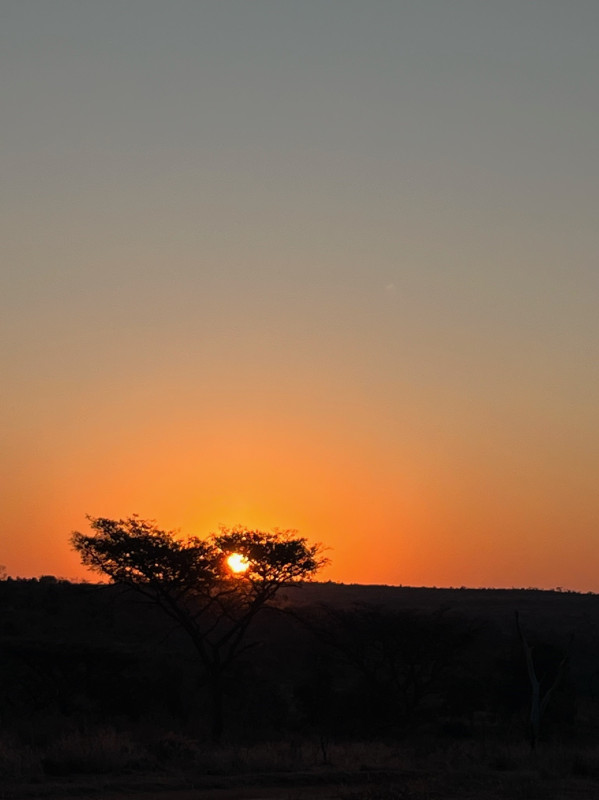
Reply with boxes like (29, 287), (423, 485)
(71, 515), (223, 594)
(71, 516), (327, 594)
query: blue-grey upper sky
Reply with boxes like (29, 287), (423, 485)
(2, 1), (598, 588)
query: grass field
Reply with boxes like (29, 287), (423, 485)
(3, 731), (599, 799)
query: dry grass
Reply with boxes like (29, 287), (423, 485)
(189, 738), (410, 774)
(2, 728), (599, 800)
(0, 736), (40, 779)
(42, 728), (145, 775)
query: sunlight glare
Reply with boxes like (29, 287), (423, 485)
(227, 552), (250, 574)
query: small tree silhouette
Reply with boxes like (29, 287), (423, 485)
(72, 515), (327, 741)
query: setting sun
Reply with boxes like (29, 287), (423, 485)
(227, 553), (250, 574)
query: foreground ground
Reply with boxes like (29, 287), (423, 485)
(4, 757), (599, 800)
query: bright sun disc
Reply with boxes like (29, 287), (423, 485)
(227, 553), (250, 573)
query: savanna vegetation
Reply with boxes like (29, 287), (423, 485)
(2, 522), (599, 798)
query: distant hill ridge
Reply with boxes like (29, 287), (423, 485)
(279, 581), (599, 636)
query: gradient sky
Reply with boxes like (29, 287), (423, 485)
(2, 1), (598, 589)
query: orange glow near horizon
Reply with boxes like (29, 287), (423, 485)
(4, 394), (599, 593)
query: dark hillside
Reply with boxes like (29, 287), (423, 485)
(283, 582), (599, 634)
(1, 578), (598, 757)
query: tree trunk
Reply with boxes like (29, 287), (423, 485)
(209, 671), (224, 744)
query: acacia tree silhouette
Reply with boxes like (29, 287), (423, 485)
(71, 515), (327, 742)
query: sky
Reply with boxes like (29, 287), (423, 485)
(2, 1), (598, 590)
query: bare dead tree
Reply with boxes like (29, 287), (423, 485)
(515, 611), (568, 750)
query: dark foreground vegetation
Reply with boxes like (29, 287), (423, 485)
(2, 578), (599, 798)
